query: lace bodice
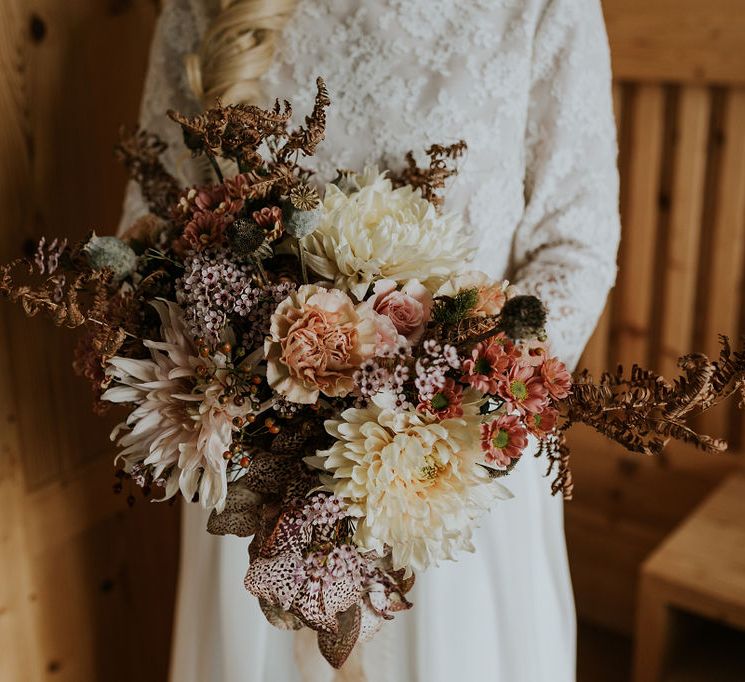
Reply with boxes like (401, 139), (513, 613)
(121, 0), (620, 369)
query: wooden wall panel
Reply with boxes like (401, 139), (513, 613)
(602, 0), (745, 85)
(0, 2), (180, 681)
(613, 84), (666, 369)
(657, 87), (710, 378)
(696, 91), (745, 440)
(572, 2), (745, 636)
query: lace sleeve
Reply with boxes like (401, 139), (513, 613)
(510, 0), (620, 370)
(118, 0), (213, 234)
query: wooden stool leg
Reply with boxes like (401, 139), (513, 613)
(633, 574), (669, 682)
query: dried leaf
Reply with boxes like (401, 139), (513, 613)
(207, 476), (265, 537)
(317, 605), (361, 669)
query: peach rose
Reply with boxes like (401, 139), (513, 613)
(436, 271), (513, 317)
(366, 279), (432, 344)
(265, 285), (377, 403)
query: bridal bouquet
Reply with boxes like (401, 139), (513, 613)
(3, 79), (744, 667)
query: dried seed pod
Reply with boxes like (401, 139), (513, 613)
(228, 219), (267, 256)
(497, 295), (547, 340)
(83, 234), (137, 282)
(285, 205), (323, 239)
(289, 184), (320, 211)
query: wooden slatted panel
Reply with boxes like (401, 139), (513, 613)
(570, 1), (745, 640)
(657, 87), (711, 377)
(613, 84), (666, 369)
(578, 83), (625, 375)
(602, 0), (745, 85)
(697, 90), (745, 440)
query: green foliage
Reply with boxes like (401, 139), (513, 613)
(432, 288), (480, 324)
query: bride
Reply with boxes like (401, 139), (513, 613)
(120, 1), (620, 680)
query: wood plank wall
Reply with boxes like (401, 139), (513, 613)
(0, 2), (180, 681)
(567, 0), (745, 634)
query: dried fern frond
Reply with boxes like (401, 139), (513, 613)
(279, 77), (331, 160)
(166, 78), (330, 184)
(115, 128), (181, 218)
(536, 431), (573, 500)
(564, 337), (745, 457)
(390, 141), (467, 209)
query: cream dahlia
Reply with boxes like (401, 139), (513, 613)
(306, 391), (511, 573)
(101, 300), (251, 512)
(265, 284), (377, 404)
(302, 168), (473, 300)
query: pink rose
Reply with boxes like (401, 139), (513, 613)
(367, 279), (432, 344)
(367, 308), (407, 355)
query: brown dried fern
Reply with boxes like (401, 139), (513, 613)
(564, 337), (745, 458)
(165, 78), (331, 191)
(390, 141), (467, 209)
(115, 128), (182, 219)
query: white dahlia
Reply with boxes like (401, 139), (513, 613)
(302, 168), (473, 300)
(101, 300), (251, 512)
(306, 392), (511, 573)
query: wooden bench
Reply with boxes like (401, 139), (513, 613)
(632, 472), (745, 682)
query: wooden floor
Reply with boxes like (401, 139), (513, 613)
(577, 614), (745, 682)
(577, 622), (632, 682)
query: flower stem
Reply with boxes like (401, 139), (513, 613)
(206, 153), (224, 183)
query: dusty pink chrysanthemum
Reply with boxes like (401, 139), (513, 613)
(417, 377), (464, 419)
(525, 406), (558, 438)
(460, 335), (516, 394)
(497, 364), (548, 415)
(541, 357), (572, 400)
(480, 414), (529, 466)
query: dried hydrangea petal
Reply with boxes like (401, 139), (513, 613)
(321, 571), (363, 624)
(243, 451), (301, 494)
(357, 601), (384, 643)
(294, 580), (335, 632)
(259, 506), (312, 558)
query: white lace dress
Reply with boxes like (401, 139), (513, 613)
(120, 1), (620, 680)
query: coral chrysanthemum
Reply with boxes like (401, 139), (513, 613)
(480, 414), (530, 467)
